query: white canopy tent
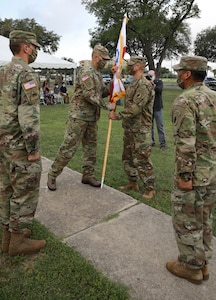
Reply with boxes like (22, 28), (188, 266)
(0, 35), (76, 70)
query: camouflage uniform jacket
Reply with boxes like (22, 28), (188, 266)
(69, 64), (111, 121)
(0, 56), (40, 155)
(171, 82), (216, 186)
(119, 75), (155, 132)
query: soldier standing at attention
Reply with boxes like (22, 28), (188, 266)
(109, 56), (155, 199)
(47, 45), (115, 190)
(166, 56), (216, 284)
(0, 30), (46, 256)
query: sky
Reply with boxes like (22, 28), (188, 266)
(0, 0), (215, 69)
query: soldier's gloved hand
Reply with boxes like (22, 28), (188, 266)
(177, 178), (193, 191)
(109, 111), (118, 120)
(28, 152), (40, 161)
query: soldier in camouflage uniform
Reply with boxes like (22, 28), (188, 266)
(0, 30), (46, 256)
(109, 56), (155, 199)
(166, 56), (216, 284)
(47, 45), (115, 190)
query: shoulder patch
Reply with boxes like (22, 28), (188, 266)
(23, 80), (36, 90)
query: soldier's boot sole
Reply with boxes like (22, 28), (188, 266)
(119, 182), (139, 192)
(142, 190), (155, 199)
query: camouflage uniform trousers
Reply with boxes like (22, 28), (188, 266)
(0, 149), (41, 231)
(49, 118), (98, 178)
(171, 181), (216, 269)
(122, 129), (154, 191)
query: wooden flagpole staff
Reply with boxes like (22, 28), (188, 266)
(101, 118), (112, 189)
(100, 14), (128, 188)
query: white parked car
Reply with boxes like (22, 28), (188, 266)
(102, 74), (111, 85)
(204, 77), (216, 91)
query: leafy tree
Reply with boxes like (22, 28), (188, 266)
(0, 18), (60, 54)
(82, 0), (200, 75)
(160, 67), (170, 76)
(194, 26), (216, 62)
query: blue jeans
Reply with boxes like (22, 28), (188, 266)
(151, 109), (166, 147)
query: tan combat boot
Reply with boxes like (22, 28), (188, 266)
(1, 225), (11, 253)
(47, 174), (56, 191)
(119, 181), (139, 192)
(142, 190), (155, 199)
(23, 228), (32, 238)
(81, 176), (101, 187)
(166, 261), (203, 285)
(200, 264), (209, 281)
(178, 255), (209, 281)
(9, 232), (46, 256)
(1, 226), (32, 253)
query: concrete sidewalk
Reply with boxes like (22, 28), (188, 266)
(36, 157), (216, 300)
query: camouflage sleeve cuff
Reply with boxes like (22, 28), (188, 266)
(179, 172), (193, 181)
(29, 149), (39, 155)
(106, 103), (113, 111)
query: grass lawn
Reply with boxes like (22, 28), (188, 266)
(0, 221), (129, 299)
(1, 87), (215, 299)
(40, 87), (182, 214)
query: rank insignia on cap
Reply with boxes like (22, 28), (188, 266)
(82, 75), (89, 81)
(23, 81), (36, 90)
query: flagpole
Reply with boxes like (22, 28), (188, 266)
(101, 118), (112, 188)
(100, 14), (128, 188)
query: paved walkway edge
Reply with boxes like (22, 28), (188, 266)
(36, 157), (216, 300)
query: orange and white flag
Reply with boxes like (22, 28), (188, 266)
(110, 14), (128, 103)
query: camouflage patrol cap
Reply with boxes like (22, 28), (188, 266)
(173, 56), (207, 72)
(9, 30), (41, 49)
(127, 56), (146, 66)
(93, 44), (110, 60)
